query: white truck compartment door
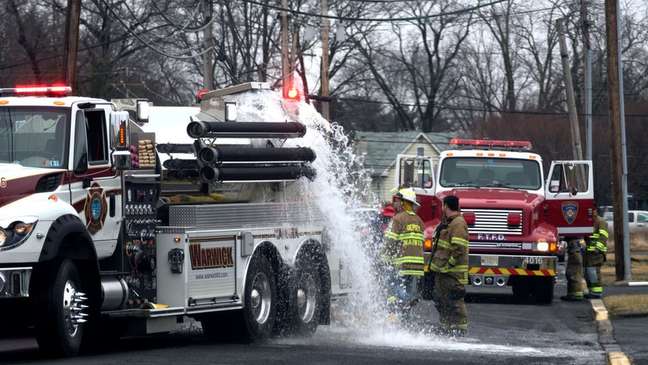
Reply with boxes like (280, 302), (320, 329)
(186, 234), (237, 304)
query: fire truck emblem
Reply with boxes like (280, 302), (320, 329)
(84, 183), (108, 235)
(561, 201), (579, 225)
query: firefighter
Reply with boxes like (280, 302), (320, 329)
(429, 195), (469, 336)
(584, 210), (608, 299)
(382, 188), (425, 321)
(561, 237), (585, 301)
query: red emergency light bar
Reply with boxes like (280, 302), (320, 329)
(0, 84), (72, 96)
(449, 138), (533, 151)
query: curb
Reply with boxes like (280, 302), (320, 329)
(611, 281), (648, 287)
(590, 299), (633, 365)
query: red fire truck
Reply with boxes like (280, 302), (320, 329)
(396, 139), (594, 303)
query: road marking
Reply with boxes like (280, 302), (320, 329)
(608, 351), (632, 365)
(590, 299), (633, 365)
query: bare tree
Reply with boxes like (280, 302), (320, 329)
(353, 1), (474, 132)
(479, 0), (514, 111)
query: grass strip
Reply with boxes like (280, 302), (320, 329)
(603, 294), (648, 317)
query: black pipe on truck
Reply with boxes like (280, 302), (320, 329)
(163, 159), (199, 170)
(198, 146), (316, 164)
(187, 121), (306, 139)
(157, 143), (195, 154)
(166, 169), (200, 180)
(200, 164), (316, 182)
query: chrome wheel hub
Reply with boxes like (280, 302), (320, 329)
(297, 274), (317, 323)
(250, 273), (271, 325)
(63, 281), (88, 337)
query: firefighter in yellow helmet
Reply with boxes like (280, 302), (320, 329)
(382, 188), (425, 320)
(429, 195), (469, 336)
(584, 210), (609, 299)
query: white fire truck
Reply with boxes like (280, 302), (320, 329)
(396, 139), (594, 303)
(0, 83), (350, 356)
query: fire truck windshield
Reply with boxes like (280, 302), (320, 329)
(440, 157), (542, 190)
(0, 107), (69, 169)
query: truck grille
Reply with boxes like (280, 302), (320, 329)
(463, 208), (523, 236)
(469, 242), (522, 249)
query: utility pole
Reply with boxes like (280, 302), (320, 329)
(280, 0), (290, 93)
(557, 18), (584, 162)
(581, 0), (593, 160)
(202, 0), (213, 90)
(64, 0), (81, 91)
(604, 0), (631, 281)
(320, 0), (331, 120)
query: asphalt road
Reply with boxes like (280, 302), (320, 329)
(0, 265), (605, 365)
(605, 285), (648, 365)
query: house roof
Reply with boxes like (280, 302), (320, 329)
(354, 131), (454, 177)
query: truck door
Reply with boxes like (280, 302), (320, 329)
(544, 160), (594, 238)
(395, 154), (438, 221)
(395, 154), (435, 194)
(69, 106), (122, 259)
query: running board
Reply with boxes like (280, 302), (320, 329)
(102, 303), (244, 318)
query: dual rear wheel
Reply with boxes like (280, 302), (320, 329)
(201, 254), (324, 342)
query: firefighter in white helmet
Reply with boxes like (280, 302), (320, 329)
(382, 188), (425, 321)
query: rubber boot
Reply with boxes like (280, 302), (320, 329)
(560, 294), (584, 302)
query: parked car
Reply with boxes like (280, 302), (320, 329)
(602, 210), (648, 238)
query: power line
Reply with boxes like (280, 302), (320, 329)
(293, 5), (559, 31)
(149, 0), (214, 33)
(334, 96), (648, 117)
(0, 24), (171, 71)
(101, 0), (215, 60)
(345, 0), (439, 2)
(240, 0), (507, 22)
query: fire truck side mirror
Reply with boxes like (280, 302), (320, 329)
(136, 100), (150, 121)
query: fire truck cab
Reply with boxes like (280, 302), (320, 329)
(0, 83), (348, 356)
(397, 139), (594, 303)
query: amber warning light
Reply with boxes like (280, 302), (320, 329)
(118, 121), (127, 147)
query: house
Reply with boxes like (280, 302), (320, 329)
(353, 131), (453, 203)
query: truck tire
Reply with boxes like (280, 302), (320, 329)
(290, 264), (322, 336)
(532, 277), (554, 304)
(511, 277), (531, 301)
(34, 260), (88, 357)
(242, 255), (277, 341)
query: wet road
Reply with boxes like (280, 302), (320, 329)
(0, 265), (605, 365)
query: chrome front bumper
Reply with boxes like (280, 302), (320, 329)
(0, 267), (31, 298)
(467, 254), (557, 287)
(468, 254), (557, 271)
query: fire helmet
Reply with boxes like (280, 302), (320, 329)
(396, 188), (420, 207)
